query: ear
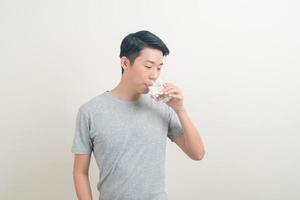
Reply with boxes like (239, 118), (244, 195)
(120, 56), (131, 71)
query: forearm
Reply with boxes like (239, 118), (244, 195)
(175, 107), (205, 159)
(73, 173), (93, 200)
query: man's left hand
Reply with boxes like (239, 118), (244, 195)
(163, 83), (185, 112)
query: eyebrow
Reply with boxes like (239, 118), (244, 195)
(145, 60), (164, 66)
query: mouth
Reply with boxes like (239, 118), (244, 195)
(145, 84), (152, 89)
(145, 80), (154, 87)
(146, 83), (153, 87)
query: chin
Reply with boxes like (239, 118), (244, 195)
(139, 84), (150, 94)
(140, 88), (150, 94)
(140, 90), (148, 94)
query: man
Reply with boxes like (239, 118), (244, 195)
(71, 30), (205, 200)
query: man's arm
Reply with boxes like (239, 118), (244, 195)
(163, 83), (205, 161)
(73, 154), (93, 200)
(174, 108), (205, 160)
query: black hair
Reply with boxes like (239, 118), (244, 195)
(119, 30), (170, 74)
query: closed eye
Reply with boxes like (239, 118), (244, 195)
(145, 66), (161, 70)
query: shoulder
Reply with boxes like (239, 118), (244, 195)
(78, 92), (109, 116)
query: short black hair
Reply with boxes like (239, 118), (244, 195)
(119, 30), (170, 74)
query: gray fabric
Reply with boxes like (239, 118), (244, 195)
(71, 91), (182, 200)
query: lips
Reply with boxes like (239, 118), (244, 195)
(145, 80), (154, 87)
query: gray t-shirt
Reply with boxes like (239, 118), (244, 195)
(71, 91), (182, 200)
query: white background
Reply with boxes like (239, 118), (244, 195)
(1, 0), (299, 199)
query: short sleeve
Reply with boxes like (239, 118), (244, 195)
(167, 107), (183, 142)
(71, 108), (93, 154)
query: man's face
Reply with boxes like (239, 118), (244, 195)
(122, 48), (164, 94)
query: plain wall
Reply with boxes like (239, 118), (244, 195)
(1, 0), (299, 199)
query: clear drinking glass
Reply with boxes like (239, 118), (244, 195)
(149, 76), (172, 103)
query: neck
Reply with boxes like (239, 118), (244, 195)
(108, 77), (141, 102)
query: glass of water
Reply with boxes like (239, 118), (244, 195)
(149, 76), (172, 103)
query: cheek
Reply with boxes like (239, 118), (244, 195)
(131, 73), (145, 84)
(130, 65), (148, 82)
(135, 69), (148, 79)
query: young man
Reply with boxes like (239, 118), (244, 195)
(71, 30), (205, 200)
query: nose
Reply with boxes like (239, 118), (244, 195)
(149, 69), (159, 81)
